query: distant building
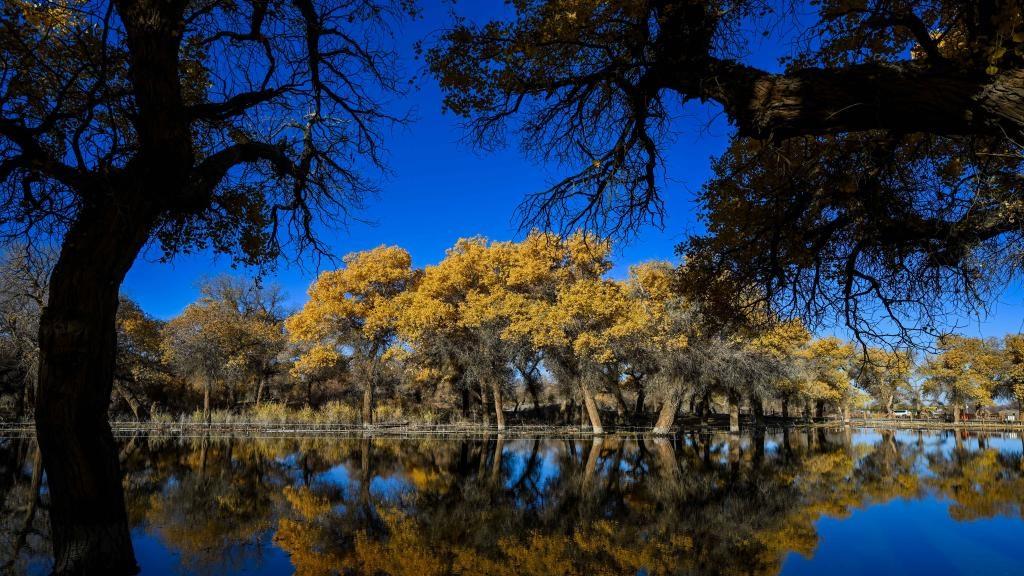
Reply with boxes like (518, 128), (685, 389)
(997, 409), (1019, 422)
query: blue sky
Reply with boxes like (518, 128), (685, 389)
(121, 1), (1024, 338)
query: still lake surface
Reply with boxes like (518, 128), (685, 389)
(2, 428), (1023, 575)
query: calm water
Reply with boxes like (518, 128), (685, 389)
(2, 428), (1023, 575)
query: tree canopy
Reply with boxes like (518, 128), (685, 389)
(428, 0), (1024, 343)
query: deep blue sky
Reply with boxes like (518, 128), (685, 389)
(121, 1), (1024, 338)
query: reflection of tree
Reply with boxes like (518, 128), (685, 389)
(0, 439), (50, 573)
(927, 436), (1024, 521)
(266, 431), (891, 576)
(141, 438), (277, 575)
(8, 430), (1024, 575)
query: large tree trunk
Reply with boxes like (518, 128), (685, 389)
(480, 381), (491, 428)
(610, 382), (629, 423)
(491, 380), (505, 431)
(749, 394), (763, 424)
(36, 201), (157, 575)
(113, 381), (148, 421)
(695, 61), (1024, 141)
(952, 402), (962, 423)
(255, 374), (266, 407)
(202, 377), (212, 425)
(578, 379), (604, 435)
(524, 376), (541, 411)
(781, 396), (790, 419)
(634, 382), (646, 417)
(652, 392), (680, 435)
(362, 381), (374, 426)
(728, 393), (740, 433)
(461, 385), (472, 418)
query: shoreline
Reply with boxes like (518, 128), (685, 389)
(2, 418), (1023, 438)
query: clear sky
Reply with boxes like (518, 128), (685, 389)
(121, 1), (1024, 339)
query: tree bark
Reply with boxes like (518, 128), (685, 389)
(610, 382), (629, 422)
(113, 381), (148, 421)
(952, 402), (962, 424)
(461, 386), (472, 418)
(480, 381), (490, 428)
(491, 380), (505, 431)
(652, 392), (680, 435)
(578, 379), (604, 435)
(634, 383), (646, 417)
(202, 377), (212, 425)
(749, 394), (764, 424)
(255, 374), (266, 407)
(781, 396), (790, 419)
(36, 199), (158, 575)
(728, 393), (740, 433)
(362, 381), (374, 426)
(524, 376), (541, 410)
(688, 60), (1024, 141)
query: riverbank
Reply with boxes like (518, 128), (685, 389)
(2, 417), (1023, 438)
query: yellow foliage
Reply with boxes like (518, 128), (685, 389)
(287, 245), (414, 378)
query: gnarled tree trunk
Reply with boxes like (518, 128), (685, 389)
(652, 391), (680, 435)
(578, 379), (604, 435)
(36, 200), (157, 575)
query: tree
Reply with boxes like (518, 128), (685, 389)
(748, 319), (811, 419)
(998, 334), (1024, 410)
(0, 245), (51, 420)
(163, 277), (286, 422)
(397, 238), (517, 430)
(497, 232), (615, 433)
(853, 349), (913, 417)
(162, 297), (232, 424)
(619, 261), (689, 433)
(429, 0), (1024, 344)
(287, 246), (416, 425)
(1, 0), (414, 570)
(113, 297), (169, 419)
(797, 338), (855, 421)
(923, 335), (1001, 422)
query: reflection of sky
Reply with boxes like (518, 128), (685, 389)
(781, 497), (1023, 576)
(133, 528), (295, 576)
(317, 460), (411, 501)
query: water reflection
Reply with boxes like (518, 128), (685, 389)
(2, 429), (1024, 575)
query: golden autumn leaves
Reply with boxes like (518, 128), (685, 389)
(286, 232), (689, 431)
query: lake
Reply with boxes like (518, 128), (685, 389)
(2, 428), (1023, 575)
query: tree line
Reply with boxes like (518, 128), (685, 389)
(3, 238), (1023, 433)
